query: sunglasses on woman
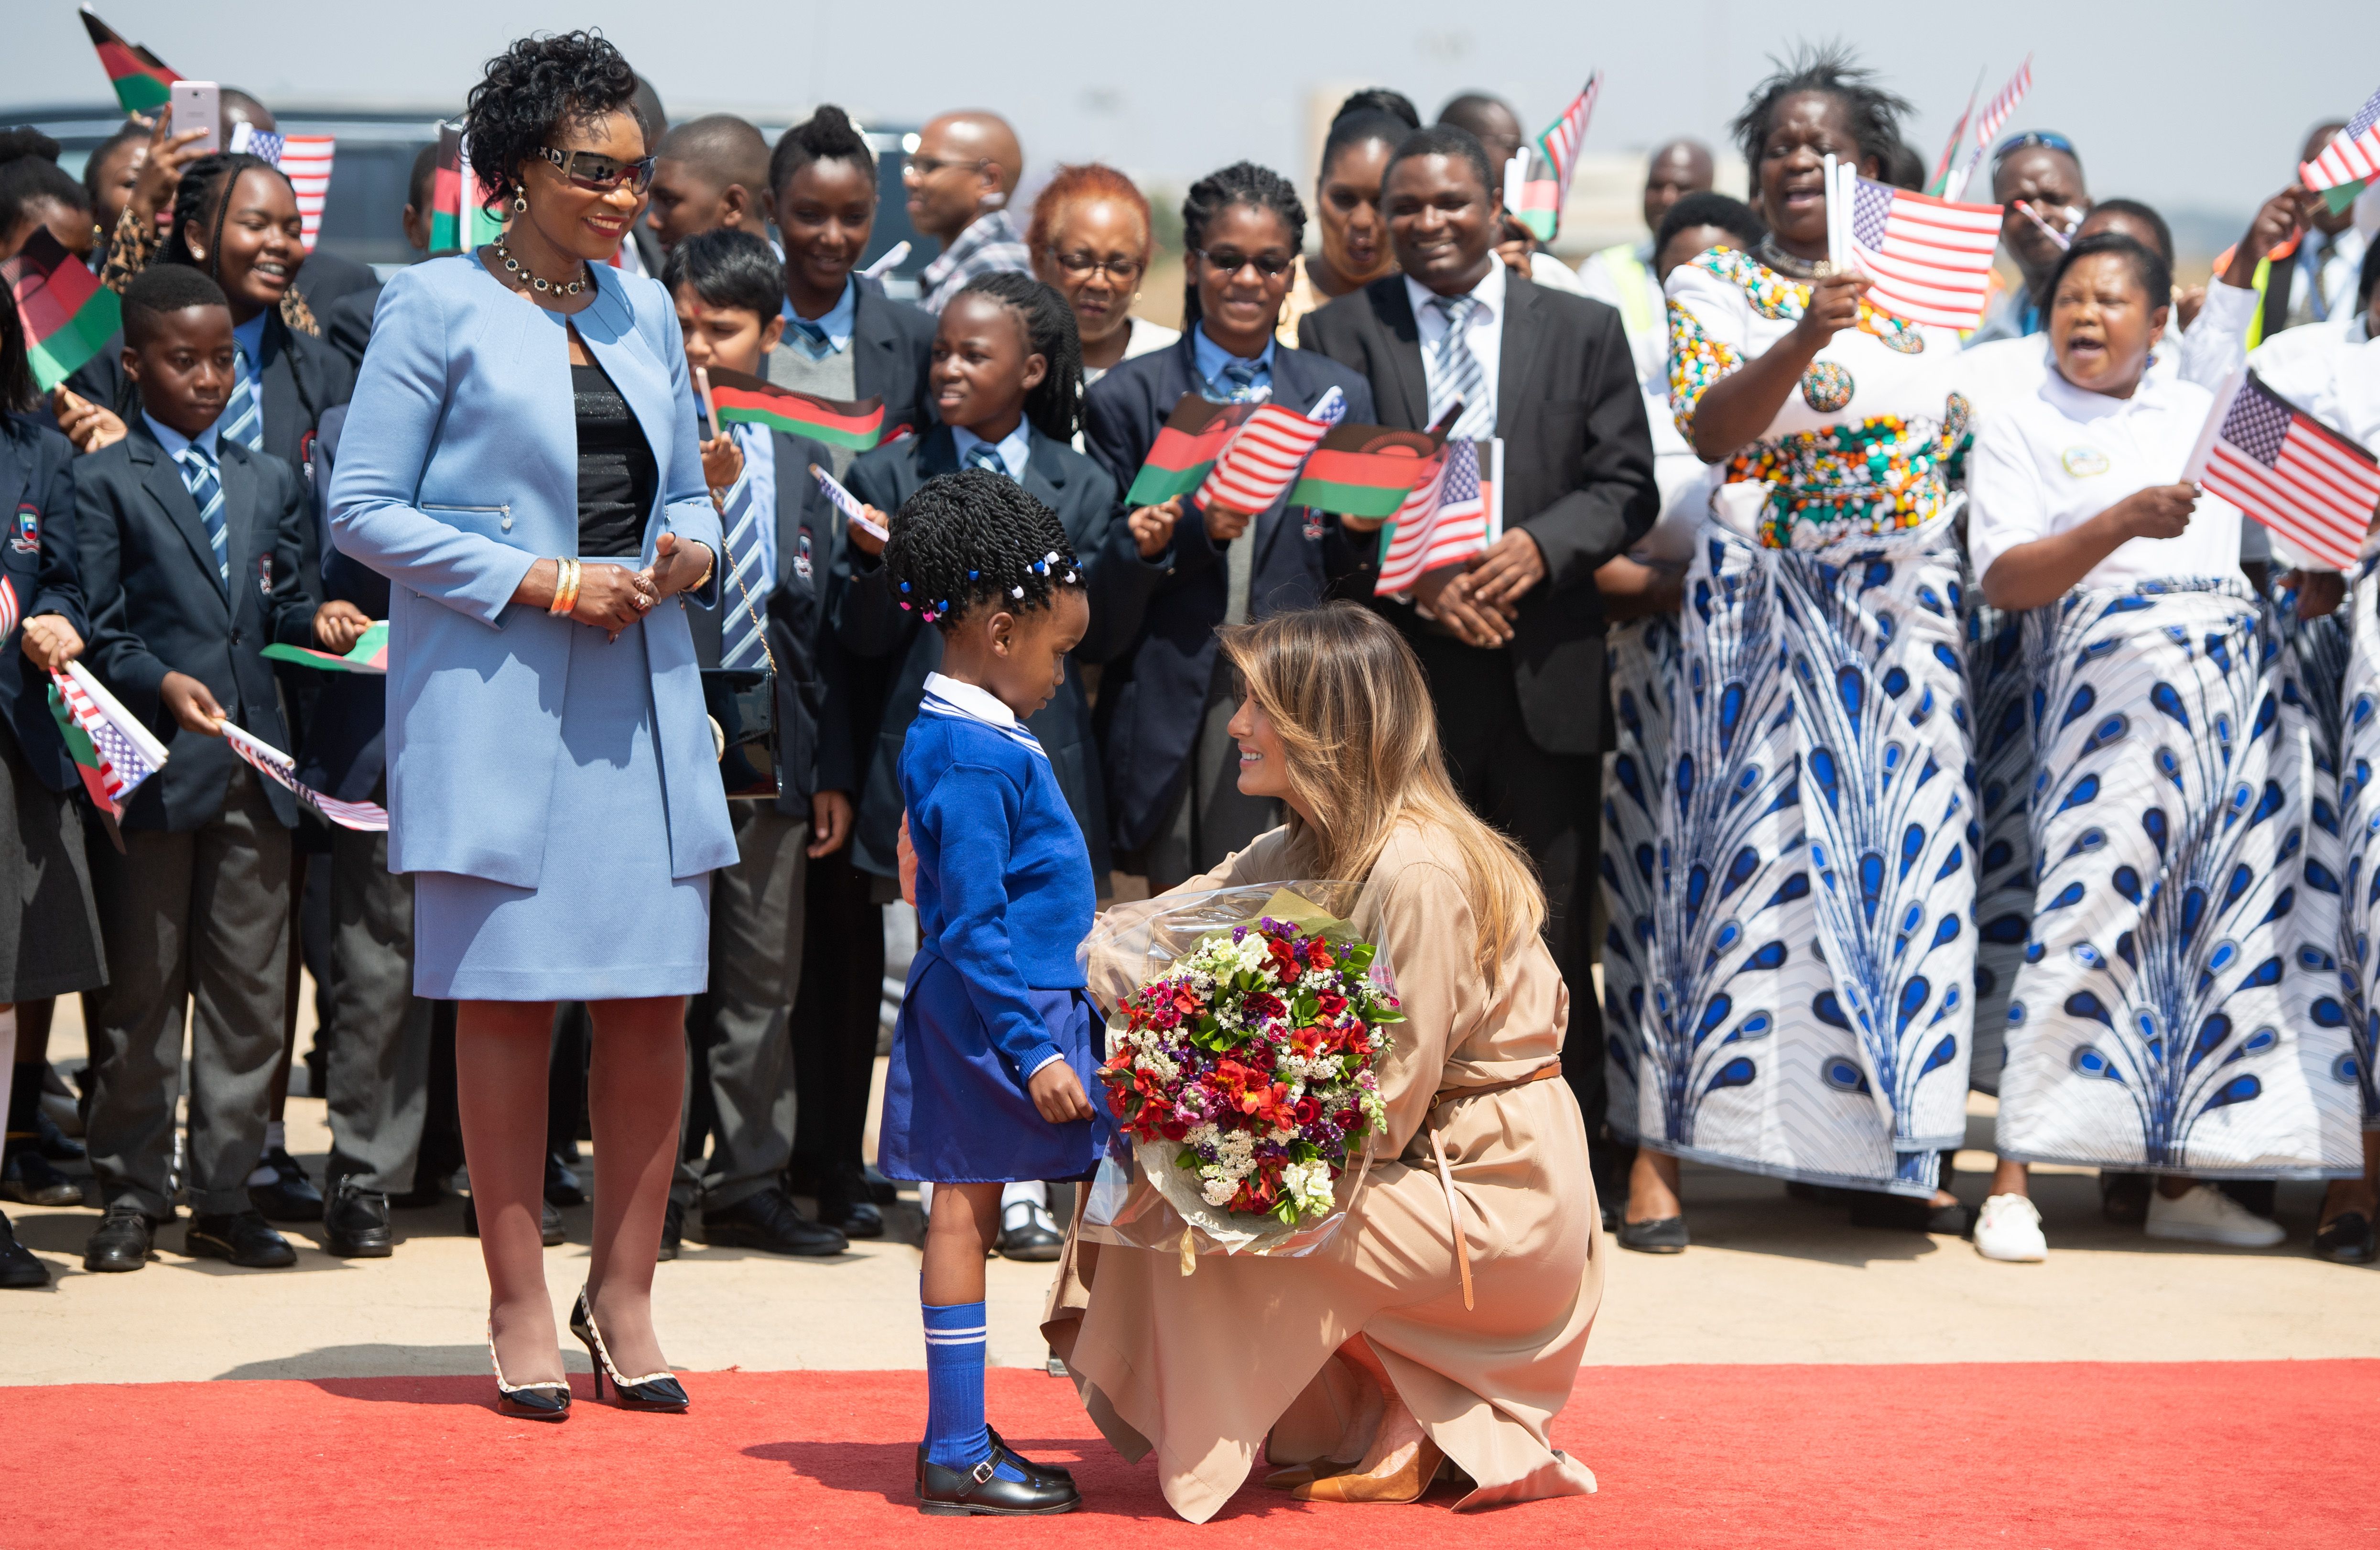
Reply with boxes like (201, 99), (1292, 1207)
(536, 146), (658, 194)
(1193, 247), (1295, 279)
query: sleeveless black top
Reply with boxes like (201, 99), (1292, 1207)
(572, 359), (655, 558)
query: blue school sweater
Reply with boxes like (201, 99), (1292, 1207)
(901, 672), (1098, 1076)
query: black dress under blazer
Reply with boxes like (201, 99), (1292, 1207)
(836, 424), (1118, 881)
(1296, 270), (1659, 755)
(1076, 331), (1377, 853)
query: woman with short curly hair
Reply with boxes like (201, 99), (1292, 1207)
(329, 29), (734, 1420)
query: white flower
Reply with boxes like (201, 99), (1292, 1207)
(1201, 1176), (1239, 1207)
(1279, 1161), (1337, 1218)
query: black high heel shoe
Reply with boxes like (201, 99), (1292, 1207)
(487, 1325), (570, 1421)
(570, 1288), (689, 1412)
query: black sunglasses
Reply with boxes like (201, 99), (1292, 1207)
(1193, 247), (1295, 279)
(537, 146), (657, 194)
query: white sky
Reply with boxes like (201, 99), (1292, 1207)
(16, 1), (2378, 237)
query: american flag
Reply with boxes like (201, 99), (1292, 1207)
(0, 577), (15, 644)
(49, 662), (167, 811)
(1375, 439), (1500, 597)
(2190, 373), (2380, 572)
(220, 720), (390, 831)
(1535, 74), (1602, 201)
(1945, 58), (2033, 201)
(1197, 387), (1346, 514)
(229, 125), (337, 252)
(2300, 85), (2380, 193)
(1836, 167), (2002, 332)
(809, 463), (887, 544)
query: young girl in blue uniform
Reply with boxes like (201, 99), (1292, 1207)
(879, 467), (1104, 1516)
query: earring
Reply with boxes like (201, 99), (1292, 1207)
(513, 186), (528, 214)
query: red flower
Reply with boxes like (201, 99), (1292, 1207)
(1292, 1094), (1323, 1127)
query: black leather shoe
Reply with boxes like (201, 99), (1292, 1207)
(2314, 1212), (2377, 1265)
(917, 1429), (1075, 1488)
(916, 1451), (1081, 1516)
(0, 1210), (49, 1288)
(658, 1197), (684, 1262)
(816, 1164), (885, 1240)
(83, 1205), (154, 1272)
(544, 1151), (587, 1207)
(462, 1194), (566, 1246)
(186, 1210), (297, 1268)
(570, 1288), (690, 1412)
(324, 1179), (395, 1257)
(3, 1147), (83, 1206)
(700, 1187), (847, 1257)
(248, 1147), (323, 1222)
(996, 1200), (1064, 1262)
(1618, 1215), (1689, 1253)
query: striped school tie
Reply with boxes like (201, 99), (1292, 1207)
(1428, 294), (1493, 440)
(718, 430), (772, 672)
(785, 315), (835, 360)
(219, 345), (264, 452)
(964, 442), (1011, 480)
(175, 446), (230, 591)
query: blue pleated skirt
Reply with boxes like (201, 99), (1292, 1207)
(413, 618), (711, 1001)
(878, 948), (1110, 1184)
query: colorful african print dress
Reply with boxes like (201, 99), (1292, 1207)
(1631, 246), (1976, 1196)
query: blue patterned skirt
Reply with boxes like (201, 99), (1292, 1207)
(1641, 513), (1977, 1197)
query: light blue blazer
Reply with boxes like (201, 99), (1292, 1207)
(327, 253), (737, 889)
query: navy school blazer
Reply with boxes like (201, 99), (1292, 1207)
(77, 421), (319, 830)
(1076, 331), (1376, 853)
(846, 275), (941, 441)
(835, 424), (1119, 882)
(0, 414), (89, 793)
(294, 404), (388, 802)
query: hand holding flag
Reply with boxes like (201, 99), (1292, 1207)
(262, 620), (389, 675)
(219, 722), (390, 831)
(46, 662), (168, 817)
(809, 464), (890, 549)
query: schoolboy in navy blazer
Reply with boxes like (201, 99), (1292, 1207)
(838, 424), (1118, 883)
(1076, 332), (1374, 861)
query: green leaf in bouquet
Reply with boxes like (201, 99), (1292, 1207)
(1343, 942), (1376, 972)
(1293, 992), (1318, 1022)
(1286, 1140), (1319, 1164)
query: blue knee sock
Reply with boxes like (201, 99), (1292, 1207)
(922, 1300), (1023, 1479)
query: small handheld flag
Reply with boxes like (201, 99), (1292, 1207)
(1509, 75), (1601, 243)
(1826, 162), (2002, 332)
(46, 662), (167, 816)
(703, 366), (891, 451)
(4, 229), (123, 393)
(233, 124), (337, 253)
(1123, 394), (1253, 507)
(262, 621), (387, 675)
(1924, 72), (1983, 198)
(80, 8), (180, 114)
(1946, 56), (2033, 202)
(428, 125), (505, 256)
(0, 578), (17, 646)
(2184, 370), (2380, 572)
(809, 464), (889, 545)
(1374, 439), (1502, 597)
(1196, 387), (1347, 514)
(1287, 424), (1445, 518)
(2300, 87), (2380, 212)
(219, 721), (389, 831)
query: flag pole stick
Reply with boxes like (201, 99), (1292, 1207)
(2181, 367), (2247, 484)
(1821, 154), (1842, 271)
(695, 365), (720, 442)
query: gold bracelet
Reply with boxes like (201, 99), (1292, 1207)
(691, 543), (715, 593)
(548, 557), (581, 616)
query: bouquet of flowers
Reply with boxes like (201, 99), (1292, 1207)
(1078, 884), (1402, 1260)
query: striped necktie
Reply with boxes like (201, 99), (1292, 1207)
(964, 441), (1010, 480)
(718, 427), (772, 672)
(1212, 357), (1266, 403)
(785, 315), (835, 360)
(219, 344), (264, 452)
(1428, 294), (1493, 439)
(175, 446), (229, 591)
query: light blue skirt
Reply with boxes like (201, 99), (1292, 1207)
(413, 614), (711, 1001)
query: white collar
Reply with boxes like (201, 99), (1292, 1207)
(922, 671), (1019, 728)
(1405, 256), (1507, 326)
(2040, 365), (2168, 422)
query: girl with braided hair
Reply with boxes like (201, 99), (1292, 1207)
(875, 468), (1098, 1516)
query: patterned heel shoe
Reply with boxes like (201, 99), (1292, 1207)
(487, 1326), (570, 1421)
(570, 1288), (689, 1412)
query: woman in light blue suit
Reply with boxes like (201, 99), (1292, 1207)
(328, 33), (734, 1421)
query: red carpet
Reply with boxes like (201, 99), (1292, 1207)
(17, 1361), (2373, 1549)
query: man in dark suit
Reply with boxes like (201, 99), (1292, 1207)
(74, 266), (365, 1274)
(1298, 124), (1657, 1184)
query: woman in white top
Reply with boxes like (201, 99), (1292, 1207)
(1027, 164), (1180, 393)
(1965, 232), (2360, 1262)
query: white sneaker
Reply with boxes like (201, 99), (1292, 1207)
(1973, 1193), (2048, 1261)
(2144, 1183), (2287, 1247)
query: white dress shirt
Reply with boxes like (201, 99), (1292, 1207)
(1406, 258), (1506, 431)
(1967, 370), (2242, 592)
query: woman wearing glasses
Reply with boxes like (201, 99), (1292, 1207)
(329, 31), (733, 1421)
(1028, 164), (1178, 388)
(1075, 161), (1374, 889)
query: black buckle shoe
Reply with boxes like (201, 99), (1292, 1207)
(700, 1187), (847, 1257)
(83, 1204), (155, 1273)
(324, 1179), (395, 1257)
(186, 1209), (297, 1268)
(995, 1200), (1064, 1262)
(462, 1194), (566, 1246)
(0, 1210), (50, 1288)
(3, 1147), (84, 1207)
(915, 1450), (1081, 1516)
(248, 1147), (324, 1222)
(915, 1429), (1075, 1488)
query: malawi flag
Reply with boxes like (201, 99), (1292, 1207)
(1288, 424), (1444, 518)
(264, 621), (388, 675)
(705, 367), (890, 450)
(81, 9), (180, 114)
(3, 229), (122, 393)
(428, 126), (505, 256)
(1125, 394), (1252, 506)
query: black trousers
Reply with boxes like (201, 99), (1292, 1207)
(789, 847), (885, 1177)
(1410, 630), (1617, 1177)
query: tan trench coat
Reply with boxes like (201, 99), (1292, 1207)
(1043, 821), (1605, 1521)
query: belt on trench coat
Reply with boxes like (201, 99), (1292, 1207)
(1422, 1060), (1564, 1311)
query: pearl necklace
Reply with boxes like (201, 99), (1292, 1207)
(491, 239), (589, 296)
